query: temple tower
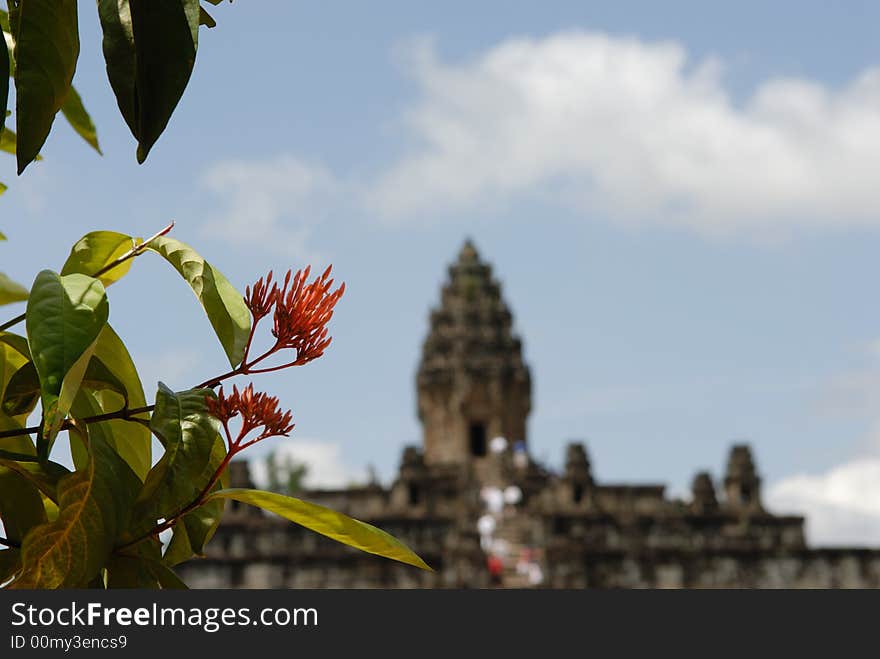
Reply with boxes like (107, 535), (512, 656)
(723, 444), (763, 513)
(416, 240), (531, 469)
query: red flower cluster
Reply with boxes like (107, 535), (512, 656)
(207, 383), (295, 452)
(244, 265), (345, 370)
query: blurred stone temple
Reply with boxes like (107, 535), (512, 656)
(177, 241), (880, 588)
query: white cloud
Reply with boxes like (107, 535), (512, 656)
(199, 155), (337, 260)
(767, 457), (880, 546)
(371, 32), (880, 234)
(249, 439), (367, 490)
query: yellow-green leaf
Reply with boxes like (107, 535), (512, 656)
(61, 231), (137, 287)
(60, 85), (102, 155)
(11, 433), (141, 588)
(206, 488), (432, 571)
(0, 272), (28, 306)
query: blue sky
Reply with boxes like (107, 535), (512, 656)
(4, 1), (880, 544)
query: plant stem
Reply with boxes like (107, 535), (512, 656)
(0, 404), (154, 440)
(93, 221), (175, 280)
(0, 221), (175, 333)
(116, 450), (235, 552)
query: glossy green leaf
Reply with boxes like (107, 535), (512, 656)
(207, 488), (432, 571)
(11, 432), (142, 589)
(131, 384), (221, 534)
(97, 0), (199, 163)
(148, 236), (251, 367)
(96, 0), (136, 135)
(60, 85), (102, 155)
(61, 231), (137, 287)
(0, 466), (47, 543)
(163, 435), (227, 566)
(0, 272), (28, 306)
(12, 0), (79, 173)
(25, 271), (109, 454)
(130, 0), (199, 162)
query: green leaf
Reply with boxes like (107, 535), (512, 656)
(60, 85), (102, 155)
(25, 271), (109, 455)
(108, 537), (188, 588)
(0, 333), (34, 456)
(198, 6), (216, 28)
(130, 0), (199, 162)
(2, 360), (38, 416)
(0, 126), (13, 154)
(10, 431), (142, 589)
(106, 538), (163, 589)
(0, 272), (28, 306)
(150, 560), (188, 589)
(0, 126), (43, 160)
(96, 0), (137, 136)
(147, 236), (251, 367)
(12, 0), (79, 173)
(0, 181), (6, 196)
(163, 435), (227, 566)
(0, 331), (31, 361)
(97, 0), (200, 163)
(207, 488), (433, 571)
(0, 15), (8, 135)
(131, 384), (221, 534)
(1, 352), (130, 421)
(87, 325), (151, 480)
(61, 231), (137, 288)
(0, 465), (48, 543)
(0, 458), (69, 503)
(1, 8), (16, 78)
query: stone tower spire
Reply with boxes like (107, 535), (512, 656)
(417, 240), (531, 467)
(723, 444), (763, 512)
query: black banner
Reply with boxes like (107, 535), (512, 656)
(0, 589), (873, 654)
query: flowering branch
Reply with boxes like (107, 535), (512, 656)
(115, 266), (343, 550)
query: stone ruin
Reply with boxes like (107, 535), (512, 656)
(178, 241), (880, 588)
